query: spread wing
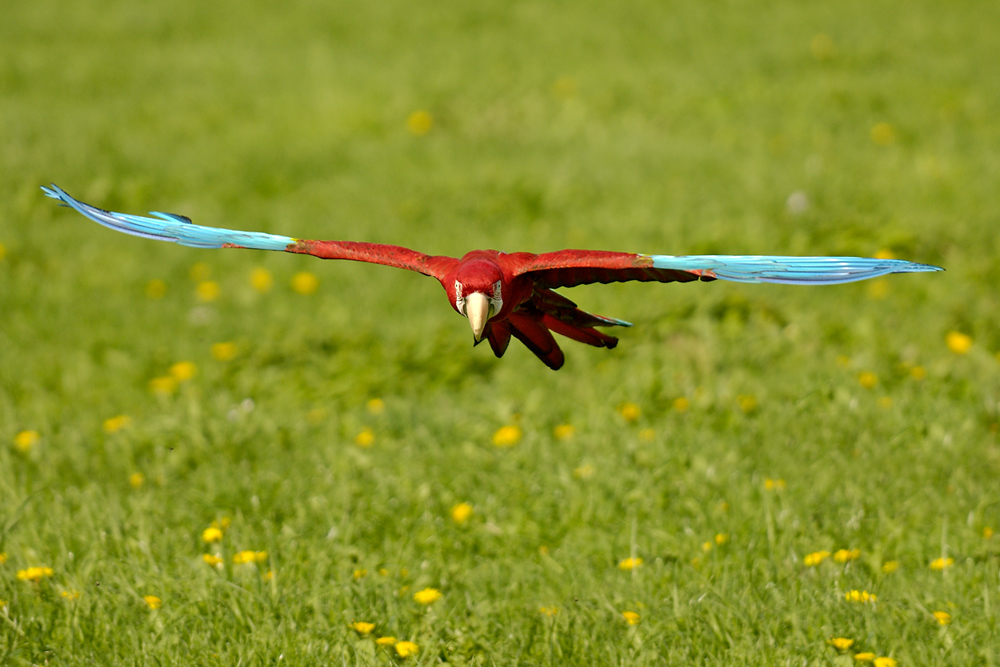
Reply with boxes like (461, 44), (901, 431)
(42, 184), (457, 279)
(513, 250), (942, 288)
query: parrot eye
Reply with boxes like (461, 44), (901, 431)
(490, 280), (503, 315)
(454, 281), (466, 316)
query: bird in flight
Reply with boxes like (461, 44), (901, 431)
(43, 184), (941, 370)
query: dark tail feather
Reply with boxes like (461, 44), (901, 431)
(532, 288), (632, 328)
(540, 314), (619, 349)
(487, 320), (512, 358)
(507, 313), (565, 370)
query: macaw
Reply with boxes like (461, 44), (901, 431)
(43, 184), (941, 370)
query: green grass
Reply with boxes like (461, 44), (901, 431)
(2, 0), (1000, 663)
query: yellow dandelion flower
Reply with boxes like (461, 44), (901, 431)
(451, 502), (473, 524)
(145, 278), (167, 299)
(350, 621), (375, 635)
(618, 557), (643, 571)
(169, 361), (197, 382)
(828, 637), (855, 651)
(143, 595), (162, 610)
(492, 425), (522, 447)
(873, 658), (897, 667)
(622, 610), (641, 625)
(810, 33), (834, 60)
(573, 464), (595, 479)
(946, 331), (972, 354)
(933, 610), (951, 625)
(618, 402), (641, 422)
(60, 590), (81, 601)
(552, 77), (577, 99)
(413, 587), (442, 605)
(929, 557), (954, 570)
(213, 517), (231, 531)
(189, 262), (212, 281)
(867, 279), (890, 300)
(202, 527), (224, 543)
(870, 122), (897, 146)
(406, 110), (433, 136)
(834, 548), (861, 563)
(103, 415), (130, 433)
(353, 569), (368, 580)
(233, 550), (267, 565)
(804, 551), (831, 566)
(211, 342), (238, 361)
(984, 527), (994, 539)
(354, 428), (375, 447)
(148, 375), (178, 395)
(701, 541), (713, 552)
(378, 568), (389, 576)
(858, 371), (878, 389)
(0, 599), (6, 611)
(291, 271), (319, 295)
(202, 554), (223, 568)
(672, 396), (691, 412)
(715, 533), (729, 546)
(539, 606), (559, 616)
(375, 636), (397, 646)
(129, 472), (145, 489)
(854, 653), (876, 662)
(196, 280), (220, 302)
(250, 267), (273, 293)
(0, 552), (6, 563)
(395, 640), (419, 658)
(737, 394), (757, 413)
(17, 566), (54, 582)
(844, 589), (877, 603)
(14, 430), (40, 453)
(366, 398), (385, 415)
(638, 428), (655, 442)
(764, 478), (786, 491)
(881, 560), (899, 574)
(262, 570), (274, 580)
(874, 249), (896, 260)
(553, 424), (575, 440)
(910, 365), (926, 380)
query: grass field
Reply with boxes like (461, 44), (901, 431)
(2, 0), (1000, 664)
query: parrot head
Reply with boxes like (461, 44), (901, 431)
(451, 260), (504, 342)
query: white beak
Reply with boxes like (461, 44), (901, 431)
(465, 292), (490, 342)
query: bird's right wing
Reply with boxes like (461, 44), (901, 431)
(42, 184), (457, 279)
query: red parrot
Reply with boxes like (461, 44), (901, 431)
(43, 185), (941, 370)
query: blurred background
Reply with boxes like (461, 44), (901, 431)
(2, 0), (999, 662)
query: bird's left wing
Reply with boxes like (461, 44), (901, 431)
(42, 185), (456, 279)
(513, 250), (942, 289)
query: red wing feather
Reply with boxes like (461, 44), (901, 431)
(288, 240), (458, 279)
(512, 250), (711, 289)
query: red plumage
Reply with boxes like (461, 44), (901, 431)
(289, 244), (699, 369)
(42, 185), (941, 371)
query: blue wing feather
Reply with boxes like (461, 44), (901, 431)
(648, 255), (942, 285)
(42, 184), (294, 251)
(43, 184), (942, 284)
